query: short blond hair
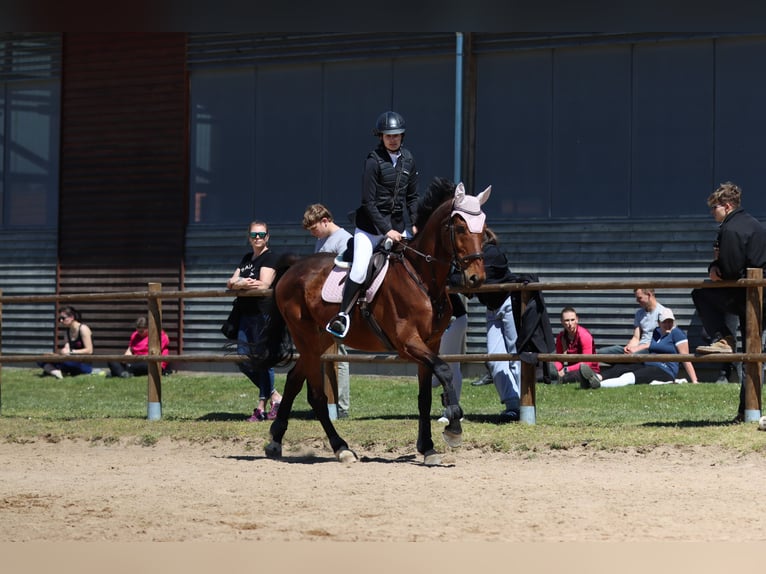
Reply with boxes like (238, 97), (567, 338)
(302, 204), (334, 229)
(707, 182), (742, 209)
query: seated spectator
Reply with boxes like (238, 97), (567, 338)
(39, 305), (94, 379)
(554, 306), (601, 389)
(598, 288), (667, 356)
(108, 316), (171, 378)
(598, 308), (699, 387)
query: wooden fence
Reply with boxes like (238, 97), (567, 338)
(0, 271), (764, 423)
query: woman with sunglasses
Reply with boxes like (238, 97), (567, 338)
(39, 305), (94, 379)
(226, 221), (283, 422)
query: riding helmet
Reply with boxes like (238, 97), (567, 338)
(374, 111), (406, 136)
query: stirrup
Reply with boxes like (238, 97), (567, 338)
(326, 312), (350, 338)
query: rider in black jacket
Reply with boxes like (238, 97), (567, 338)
(327, 111), (419, 338)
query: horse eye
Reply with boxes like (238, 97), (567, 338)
(454, 224), (467, 234)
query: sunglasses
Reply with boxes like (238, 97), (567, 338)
(249, 231), (268, 239)
(58, 316), (70, 322)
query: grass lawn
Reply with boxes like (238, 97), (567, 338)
(0, 366), (763, 454)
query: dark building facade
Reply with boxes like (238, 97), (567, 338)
(1, 32), (765, 365)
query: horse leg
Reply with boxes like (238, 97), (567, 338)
(429, 358), (464, 449)
(306, 365), (357, 463)
(265, 363), (304, 458)
(416, 364), (445, 466)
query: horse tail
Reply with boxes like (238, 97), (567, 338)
(248, 252), (299, 370)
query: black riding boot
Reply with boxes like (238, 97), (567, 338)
(326, 279), (363, 338)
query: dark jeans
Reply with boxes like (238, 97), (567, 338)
(691, 286), (745, 344)
(237, 313), (275, 401)
(692, 285), (766, 415)
(601, 363), (672, 384)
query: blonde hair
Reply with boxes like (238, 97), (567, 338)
(302, 204), (333, 229)
(707, 182), (742, 209)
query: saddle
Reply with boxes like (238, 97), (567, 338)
(321, 238), (393, 304)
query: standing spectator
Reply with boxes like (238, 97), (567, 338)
(598, 288), (668, 356)
(692, 182), (766, 421)
(598, 308), (699, 387)
(475, 227), (521, 423)
(326, 110), (419, 338)
(303, 203), (353, 419)
(107, 316), (171, 378)
(39, 305), (93, 379)
(227, 220), (283, 422)
(554, 306), (601, 389)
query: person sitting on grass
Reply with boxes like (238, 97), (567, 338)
(598, 308), (699, 387)
(107, 316), (171, 378)
(553, 306), (601, 389)
(39, 305), (94, 380)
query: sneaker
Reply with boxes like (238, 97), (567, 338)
(696, 336), (735, 354)
(266, 402), (280, 421)
(326, 312), (350, 338)
(471, 373), (493, 386)
(337, 408), (349, 419)
(579, 364), (602, 389)
(246, 408), (266, 422)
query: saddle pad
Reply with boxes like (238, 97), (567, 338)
(321, 260), (389, 304)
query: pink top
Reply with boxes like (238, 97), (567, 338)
(554, 325), (599, 373)
(129, 330), (170, 370)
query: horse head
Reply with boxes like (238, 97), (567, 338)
(448, 181), (490, 288)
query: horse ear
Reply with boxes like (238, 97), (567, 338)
(454, 181), (466, 201)
(476, 185), (492, 205)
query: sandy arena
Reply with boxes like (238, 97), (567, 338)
(2, 438), (765, 543)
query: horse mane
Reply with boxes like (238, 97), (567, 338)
(414, 176), (456, 232)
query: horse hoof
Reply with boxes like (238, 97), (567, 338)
(442, 429), (463, 448)
(423, 450), (442, 466)
(265, 441), (282, 458)
(336, 448), (358, 464)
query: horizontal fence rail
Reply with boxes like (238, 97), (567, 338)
(1, 272), (763, 422)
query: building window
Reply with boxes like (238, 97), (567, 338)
(0, 34), (61, 229)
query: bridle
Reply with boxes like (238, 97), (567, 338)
(398, 212), (483, 272)
(447, 214), (484, 271)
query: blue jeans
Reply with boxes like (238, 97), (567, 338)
(486, 296), (521, 409)
(237, 313), (275, 401)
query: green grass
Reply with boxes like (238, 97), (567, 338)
(0, 366), (763, 455)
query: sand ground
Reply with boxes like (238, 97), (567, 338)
(2, 438), (765, 543)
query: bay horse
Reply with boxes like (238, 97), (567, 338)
(253, 182), (490, 465)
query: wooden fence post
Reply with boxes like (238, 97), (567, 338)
(147, 282), (163, 421)
(519, 291), (536, 424)
(743, 268), (763, 421)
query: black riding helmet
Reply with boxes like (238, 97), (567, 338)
(373, 111), (406, 136)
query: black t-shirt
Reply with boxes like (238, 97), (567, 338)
(235, 249), (280, 315)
